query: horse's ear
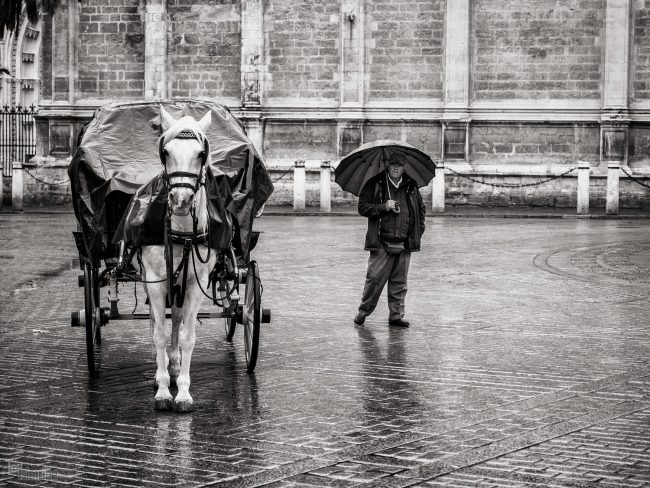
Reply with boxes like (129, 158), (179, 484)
(160, 106), (177, 131)
(198, 111), (212, 132)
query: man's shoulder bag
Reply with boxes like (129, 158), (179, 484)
(384, 241), (405, 255)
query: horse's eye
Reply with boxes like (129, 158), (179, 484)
(162, 149), (169, 157)
(198, 151), (205, 160)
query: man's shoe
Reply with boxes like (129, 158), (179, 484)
(354, 314), (365, 325)
(389, 318), (409, 328)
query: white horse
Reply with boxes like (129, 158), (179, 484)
(139, 107), (217, 412)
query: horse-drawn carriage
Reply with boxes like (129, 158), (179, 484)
(68, 99), (273, 411)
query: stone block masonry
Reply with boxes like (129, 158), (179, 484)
(20, 0), (650, 208)
(472, 0), (603, 100)
(470, 123), (600, 164)
(78, 0), (145, 99)
(264, 0), (341, 102)
(168, 0), (241, 100)
(366, 0), (445, 101)
(633, 1), (650, 100)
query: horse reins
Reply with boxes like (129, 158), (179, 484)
(160, 128), (212, 308)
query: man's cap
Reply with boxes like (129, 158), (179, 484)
(384, 157), (405, 166)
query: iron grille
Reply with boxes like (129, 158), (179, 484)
(1, 105), (37, 177)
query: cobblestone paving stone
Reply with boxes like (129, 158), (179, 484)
(0, 212), (648, 487)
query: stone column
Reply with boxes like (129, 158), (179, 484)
(576, 161), (590, 215)
(144, 0), (167, 100)
(431, 161), (445, 213)
(320, 161), (332, 213)
(293, 159), (306, 211)
(0, 170), (3, 211)
(12, 162), (23, 211)
(241, 0), (264, 106)
(606, 163), (620, 215)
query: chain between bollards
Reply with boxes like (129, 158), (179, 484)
(620, 166), (650, 189)
(446, 166), (577, 188)
(23, 167), (70, 186)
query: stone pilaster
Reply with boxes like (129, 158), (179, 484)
(444, 0), (470, 116)
(144, 0), (167, 100)
(340, 0), (364, 107)
(443, 0), (470, 160)
(603, 0), (630, 112)
(52, 0), (74, 102)
(241, 0), (264, 106)
(600, 0), (630, 166)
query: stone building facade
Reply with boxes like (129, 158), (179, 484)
(1, 0), (650, 207)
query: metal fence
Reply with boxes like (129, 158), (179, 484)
(1, 105), (37, 177)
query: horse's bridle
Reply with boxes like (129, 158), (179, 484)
(159, 128), (212, 308)
(159, 129), (209, 193)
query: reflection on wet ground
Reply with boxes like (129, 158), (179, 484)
(0, 213), (649, 486)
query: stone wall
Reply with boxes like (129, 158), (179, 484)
(78, 0), (145, 99)
(168, 0), (241, 100)
(9, 0), (649, 209)
(264, 0), (341, 102)
(366, 0), (445, 101)
(470, 124), (600, 164)
(472, 0), (603, 100)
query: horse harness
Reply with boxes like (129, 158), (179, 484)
(160, 128), (212, 308)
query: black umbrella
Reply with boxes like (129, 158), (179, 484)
(334, 140), (437, 196)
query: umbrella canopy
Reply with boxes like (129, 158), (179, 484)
(334, 140), (437, 196)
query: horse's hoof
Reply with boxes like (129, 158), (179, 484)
(174, 399), (194, 413)
(154, 398), (174, 411)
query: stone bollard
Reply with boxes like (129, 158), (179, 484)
(606, 162), (620, 215)
(0, 169), (3, 211)
(576, 161), (590, 215)
(320, 161), (331, 213)
(430, 161), (445, 213)
(12, 162), (23, 211)
(293, 159), (306, 211)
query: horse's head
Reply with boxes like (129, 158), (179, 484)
(159, 107), (211, 216)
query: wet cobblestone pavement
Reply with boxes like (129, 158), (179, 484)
(0, 211), (649, 487)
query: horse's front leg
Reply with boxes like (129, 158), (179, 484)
(174, 282), (203, 413)
(169, 307), (182, 387)
(141, 247), (174, 411)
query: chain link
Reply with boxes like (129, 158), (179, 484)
(271, 166), (294, 183)
(22, 167), (70, 186)
(446, 166), (577, 188)
(620, 166), (650, 189)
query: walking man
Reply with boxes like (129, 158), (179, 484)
(354, 157), (426, 328)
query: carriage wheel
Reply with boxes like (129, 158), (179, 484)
(84, 263), (100, 376)
(243, 261), (261, 373)
(92, 267), (101, 345)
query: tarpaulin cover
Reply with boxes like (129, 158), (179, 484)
(114, 167), (235, 251)
(68, 99), (273, 261)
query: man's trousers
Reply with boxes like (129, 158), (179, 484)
(358, 245), (411, 321)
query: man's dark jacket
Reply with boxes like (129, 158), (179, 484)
(358, 173), (426, 252)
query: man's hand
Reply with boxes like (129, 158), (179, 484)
(385, 199), (397, 212)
